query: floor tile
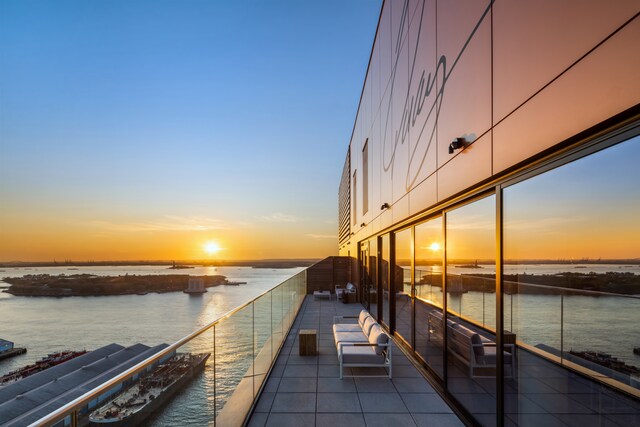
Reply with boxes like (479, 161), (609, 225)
(266, 413), (315, 427)
(254, 392), (275, 412)
(287, 355), (319, 365)
(454, 393), (496, 414)
(401, 393), (453, 413)
(392, 377), (435, 393)
(318, 364), (342, 378)
(506, 413), (568, 427)
(247, 412), (268, 427)
(554, 413), (625, 427)
(263, 377), (281, 393)
(527, 393), (594, 414)
(279, 377), (317, 392)
(412, 413), (465, 427)
(359, 392), (408, 413)
(316, 392), (361, 413)
(283, 364), (317, 378)
(355, 377), (396, 393)
(391, 364), (420, 377)
(363, 413), (417, 427)
(271, 392), (316, 413)
(316, 413), (366, 427)
(317, 377), (357, 393)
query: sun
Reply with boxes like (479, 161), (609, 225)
(203, 241), (222, 256)
(428, 242), (442, 252)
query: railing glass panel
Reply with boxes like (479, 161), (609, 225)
(30, 270), (307, 427)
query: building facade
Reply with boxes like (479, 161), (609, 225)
(339, 1), (640, 425)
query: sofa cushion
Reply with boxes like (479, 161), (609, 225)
(368, 324), (389, 355)
(362, 316), (377, 337)
(334, 331), (368, 345)
(470, 333), (484, 358)
(333, 323), (363, 333)
(482, 346), (512, 364)
(358, 310), (371, 328)
(341, 345), (384, 364)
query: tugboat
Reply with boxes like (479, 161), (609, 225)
(89, 352), (210, 426)
(0, 350), (87, 386)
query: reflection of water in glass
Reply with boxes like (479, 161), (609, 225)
(445, 291), (638, 368)
(411, 265), (639, 368)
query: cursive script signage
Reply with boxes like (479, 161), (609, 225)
(380, 0), (493, 193)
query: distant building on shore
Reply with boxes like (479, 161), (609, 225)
(184, 277), (206, 294)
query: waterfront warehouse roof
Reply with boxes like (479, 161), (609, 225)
(0, 342), (169, 426)
(0, 343), (124, 405)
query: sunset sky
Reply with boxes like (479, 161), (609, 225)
(0, 1), (381, 261)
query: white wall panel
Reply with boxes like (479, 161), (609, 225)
(391, 39), (410, 204)
(438, 131), (492, 201)
(378, 2), (393, 101)
(493, 0), (640, 123)
(406, 0), (438, 194)
(340, 1), (640, 256)
(408, 173), (437, 217)
(493, 17), (640, 174)
(436, 0), (492, 169)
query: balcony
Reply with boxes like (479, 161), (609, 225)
(4, 257), (638, 426)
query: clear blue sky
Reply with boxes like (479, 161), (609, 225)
(0, 0), (381, 261)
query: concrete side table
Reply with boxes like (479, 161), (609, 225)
(299, 329), (317, 356)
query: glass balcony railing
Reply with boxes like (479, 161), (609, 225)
(30, 270), (307, 427)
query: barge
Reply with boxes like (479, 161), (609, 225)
(0, 350), (87, 385)
(89, 352), (210, 426)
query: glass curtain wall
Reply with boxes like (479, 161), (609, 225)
(368, 238), (378, 316)
(445, 195), (497, 427)
(359, 242), (369, 308)
(502, 136), (640, 426)
(414, 217), (444, 379)
(395, 228), (412, 345)
(359, 133), (640, 427)
(381, 234), (390, 326)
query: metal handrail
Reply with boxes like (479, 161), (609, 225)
(29, 270), (305, 427)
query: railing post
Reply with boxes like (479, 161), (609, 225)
(213, 324), (216, 426)
(252, 302), (255, 397)
(483, 288), (486, 327)
(270, 290), (273, 363)
(560, 292), (564, 365)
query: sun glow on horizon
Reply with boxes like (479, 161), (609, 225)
(428, 242), (441, 252)
(203, 241), (223, 256)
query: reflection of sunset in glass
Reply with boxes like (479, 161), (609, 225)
(203, 241), (222, 256)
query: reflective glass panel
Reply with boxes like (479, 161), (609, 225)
(414, 216), (444, 379)
(381, 234), (390, 327)
(503, 137), (640, 426)
(395, 228), (412, 343)
(368, 238), (378, 317)
(446, 195), (496, 427)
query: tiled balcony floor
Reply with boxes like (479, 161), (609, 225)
(246, 296), (465, 427)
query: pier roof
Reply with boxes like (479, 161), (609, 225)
(0, 342), (168, 426)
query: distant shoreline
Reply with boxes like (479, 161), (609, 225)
(0, 259), (319, 269)
(2, 274), (242, 297)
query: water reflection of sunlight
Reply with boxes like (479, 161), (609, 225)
(196, 292), (226, 326)
(203, 266), (218, 275)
